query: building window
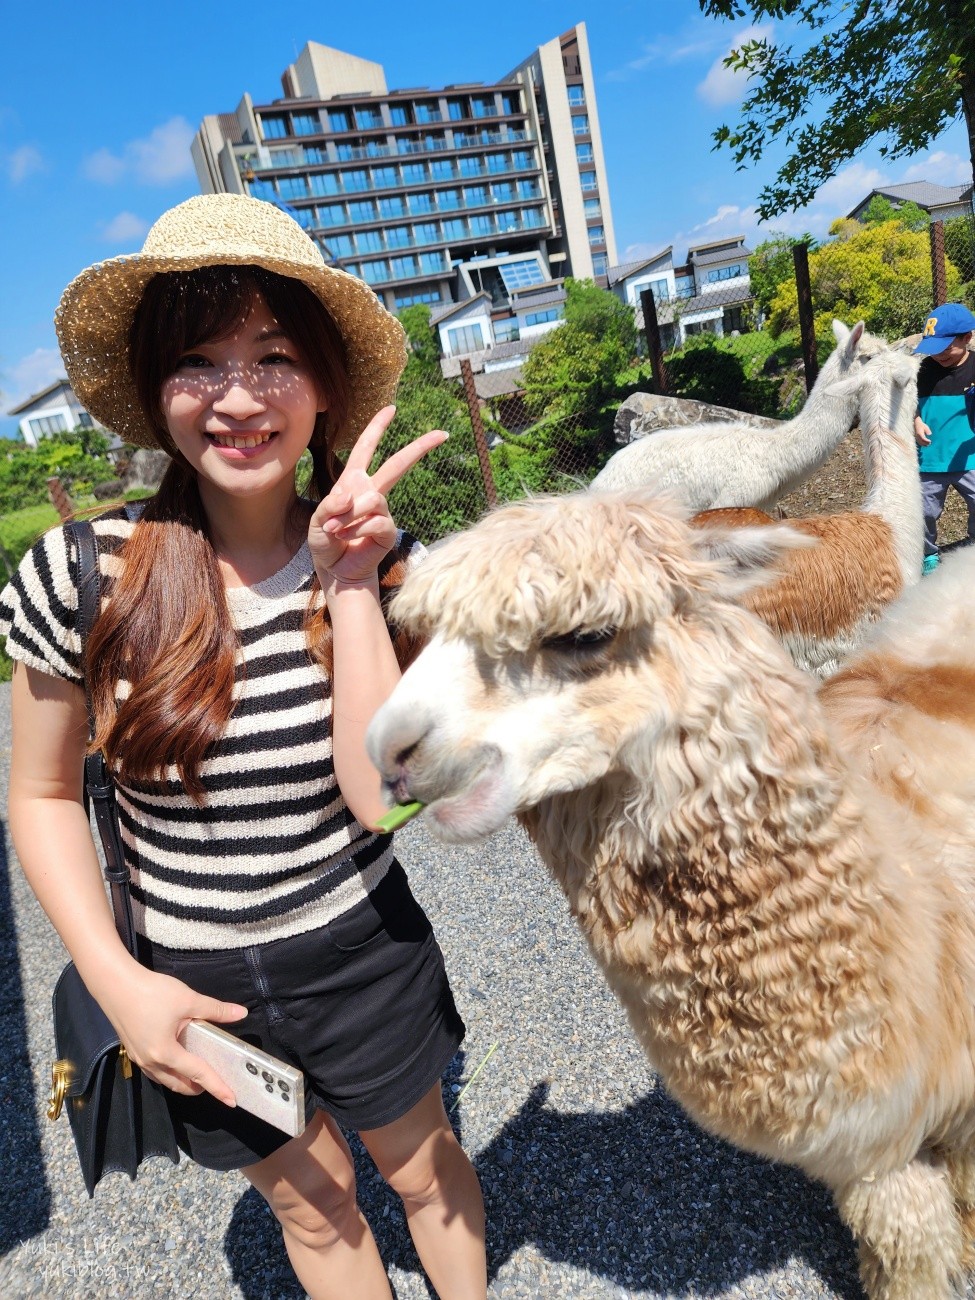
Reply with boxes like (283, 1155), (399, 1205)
(327, 234), (355, 256)
(470, 214), (493, 236)
(328, 110), (351, 132)
(420, 251), (446, 273)
(355, 107), (383, 130)
(580, 171), (598, 192)
(372, 167), (398, 188)
(414, 102), (441, 123)
(592, 254), (608, 277)
(486, 153), (509, 174)
(390, 255), (419, 279)
(402, 162), (427, 184)
(499, 92), (519, 115)
(498, 258), (545, 290)
(675, 274), (695, 299)
(644, 277), (670, 302)
(511, 150), (535, 170)
(430, 159), (454, 181)
(293, 206), (316, 230)
(408, 192), (434, 214)
(304, 147), (326, 164)
(459, 156), (482, 177)
(492, 182), (515, 202)
(360, 260), (388, 284)
(357, 229), (384, 253)
(28, 413), (69, 438)
(567, 84), (586, 107)
(341, 169), (369, 192)
(723, 305), (748, 333)
(278, 176), (308, 200)
(588, 224), (605, 246)
(447, 323), (485, 354)
(438, 189), (460, 210)
(442, 218), (468, 241)
(308, 172), (340, 196)
(292, 113), (320, 135)
(496, 210), (519, 232)
(584, 198), (602, 217)
(389, 105), (409, 126)
(379, 195), (406, 217)
(415, 222), (439, 244)
(576, 143), (594, 164)
(471, 96), (496, 118)
(706, 263), (748, 282)
(525, 307), (563, 326)
(395, 290), (443, 307)
(260, 115), (288, 140)
(387, 226), (411, 247)
(517, 179), (540, 200)
(463, 185), (488, 207)
(447, 100), (466, 121)
(348, 200), (376, 222)
(572, 114), (590, 136)
(521, 207), (545, 228)
(320, 204), (346, 227)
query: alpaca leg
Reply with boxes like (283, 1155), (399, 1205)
(836, 1158), (964, 1300)
(944, 1145), (975, 1272)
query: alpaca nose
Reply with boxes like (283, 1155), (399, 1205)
(367, 707), (429, 786)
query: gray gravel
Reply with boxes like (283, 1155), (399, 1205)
(0, 679), (868, 1299)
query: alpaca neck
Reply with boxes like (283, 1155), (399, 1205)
(758, 362), (858, 498)
(859, 379), (924, 586)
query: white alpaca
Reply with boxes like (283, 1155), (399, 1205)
(369, 491), (975, 1300)
(691, 344), (923, 677)
(591, 320), (890, 510)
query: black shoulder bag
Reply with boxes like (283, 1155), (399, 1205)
(45, 518), (180, 1196)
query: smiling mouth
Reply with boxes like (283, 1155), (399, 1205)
(207, 431), (275, 449)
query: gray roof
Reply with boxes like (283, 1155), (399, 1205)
(645, 283), (753, 327)
(689, 244), (752, 268)
(606, 248), (672, 286)
(430, 293), (491, 325)
(848, 180), (973, 217)
(511, 286), (566, 311)
(8, 378), (74, 415)
(439, 332), (545, 376)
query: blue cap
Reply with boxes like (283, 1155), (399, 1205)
(914, 302), (975, 354)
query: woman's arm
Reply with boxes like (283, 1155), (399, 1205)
(9, 663), (246, 1103)
(309, 406), (446, 827)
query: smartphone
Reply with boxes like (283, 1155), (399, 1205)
(178, 1020), (306, 1137)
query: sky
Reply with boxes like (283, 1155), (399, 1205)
(1, 0), (970, 439)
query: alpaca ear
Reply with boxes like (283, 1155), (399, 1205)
(694, 522), (817, 598)
(833, 318), (866, 359)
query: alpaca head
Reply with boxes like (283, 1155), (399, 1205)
(825, 345), (920, 447)
(368, 490), (806, 841)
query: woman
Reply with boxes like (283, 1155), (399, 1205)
(2, 194), (486, 1299)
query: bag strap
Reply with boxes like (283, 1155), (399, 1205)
(68, 519), (140, 960)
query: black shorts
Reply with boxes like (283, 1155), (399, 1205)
(139, 861), (465, 1171)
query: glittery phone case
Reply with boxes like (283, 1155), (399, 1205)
(179, 1020), (306, 1137)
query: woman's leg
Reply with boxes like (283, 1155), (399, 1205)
(359, 1083), (486, 1300)
(242, 1108), (393, 1300)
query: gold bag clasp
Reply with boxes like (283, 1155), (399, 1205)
(47, 1059), (74, 1121)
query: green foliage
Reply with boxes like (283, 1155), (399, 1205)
(562, 277), (637, 355)
(748, 232), (814, 313)
(767, 219), (962, 340)
(396, 303), (441, 376)
(862, 195), (897, 226)
(700, 0), (975, 220)
(862, 196), (930, 232)
(894, 200), (932, 232)
(521, 323), (629, 422)
(664, 332), (801, 418)
(0, 429), (117, 515)
(945, 213), (975, 281)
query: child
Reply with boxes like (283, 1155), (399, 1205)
(1, 194), (486, 1300)
(913, 301), (975, 572)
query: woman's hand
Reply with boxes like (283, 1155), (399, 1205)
(101, 966), (249, 1106)
(308, 405), (447, 587)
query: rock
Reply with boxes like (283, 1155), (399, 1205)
(613, 393), (781, 446)
(122, 448), (170, 493)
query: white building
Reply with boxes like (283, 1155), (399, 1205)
(7, 379), (105, 447)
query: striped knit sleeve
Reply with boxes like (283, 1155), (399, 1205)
(0, 526), (81, 682)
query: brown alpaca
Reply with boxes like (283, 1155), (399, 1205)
(368, 488), (975, 1300)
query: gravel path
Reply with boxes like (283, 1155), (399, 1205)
(0, 679), (868, 1300)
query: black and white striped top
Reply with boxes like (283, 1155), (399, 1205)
(0, 510), (417, 950)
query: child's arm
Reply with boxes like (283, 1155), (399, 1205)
(914, 412), (932, 445)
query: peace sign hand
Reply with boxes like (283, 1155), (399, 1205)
(308, 405), (447, 587)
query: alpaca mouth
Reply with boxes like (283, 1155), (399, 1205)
(421, 747), (509, 840)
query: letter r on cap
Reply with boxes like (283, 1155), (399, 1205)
(924, 317), (938, 336)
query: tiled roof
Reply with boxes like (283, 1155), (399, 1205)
(8, 378), (73, 415)
(512, 286), (566, 311)
(606, 249), (672, 286)
(848, 181), (973, 217)
(430, 293), (491, 325)
(689, 245), (753, 268)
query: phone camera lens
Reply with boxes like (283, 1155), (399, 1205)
(265, 1083), (274, 1093)
(246, 1063), (258, 1075)
(262, 1071), (273, 1082)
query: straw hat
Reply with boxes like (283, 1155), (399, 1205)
(55, 193), (408, 450)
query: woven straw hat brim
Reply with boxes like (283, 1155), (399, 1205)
(55, 248), (407, 452)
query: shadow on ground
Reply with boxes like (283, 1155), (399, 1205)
(0, 822), (52, 1255)
(224, 1053), (863, 1299)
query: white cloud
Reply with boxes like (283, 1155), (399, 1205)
(82, 116), (195, 186)
(902, 150), (973, 186)
(697, 24), (774, 107)
(5, 144), (44, 184)
(100, 211), (150, 244)
(2, 348), (65, 415)
(605, 25), (728, 80)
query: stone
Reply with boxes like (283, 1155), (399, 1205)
(613, 392), (782, 446)
(122, 448), (170, 493)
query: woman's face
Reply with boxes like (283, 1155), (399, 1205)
(159, 293), (324, 503)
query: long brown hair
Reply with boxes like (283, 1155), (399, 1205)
(85, 265), (359, 797)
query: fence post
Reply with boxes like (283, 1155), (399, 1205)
(458, 358), (498, 510)
(46, 476), (73, 521)
(640, 288), (669, 395)
(930, 219), (948, 307)
(792, 242), (818, 392)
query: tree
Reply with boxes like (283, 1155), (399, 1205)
(748, 232), (815, 313)
(700, 0), (975, 219)
(767, 218), (962, 341)
(562, 277), (637, 356)
(396, 303), (441, 377)
(893, 200), (931, 232)
(862, 195), (898, 226)
(0, 429), (117, 515)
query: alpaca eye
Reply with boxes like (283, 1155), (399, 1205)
(541, 627), (616, 652)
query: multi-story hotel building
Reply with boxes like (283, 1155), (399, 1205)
(192, 24), (616, 339)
